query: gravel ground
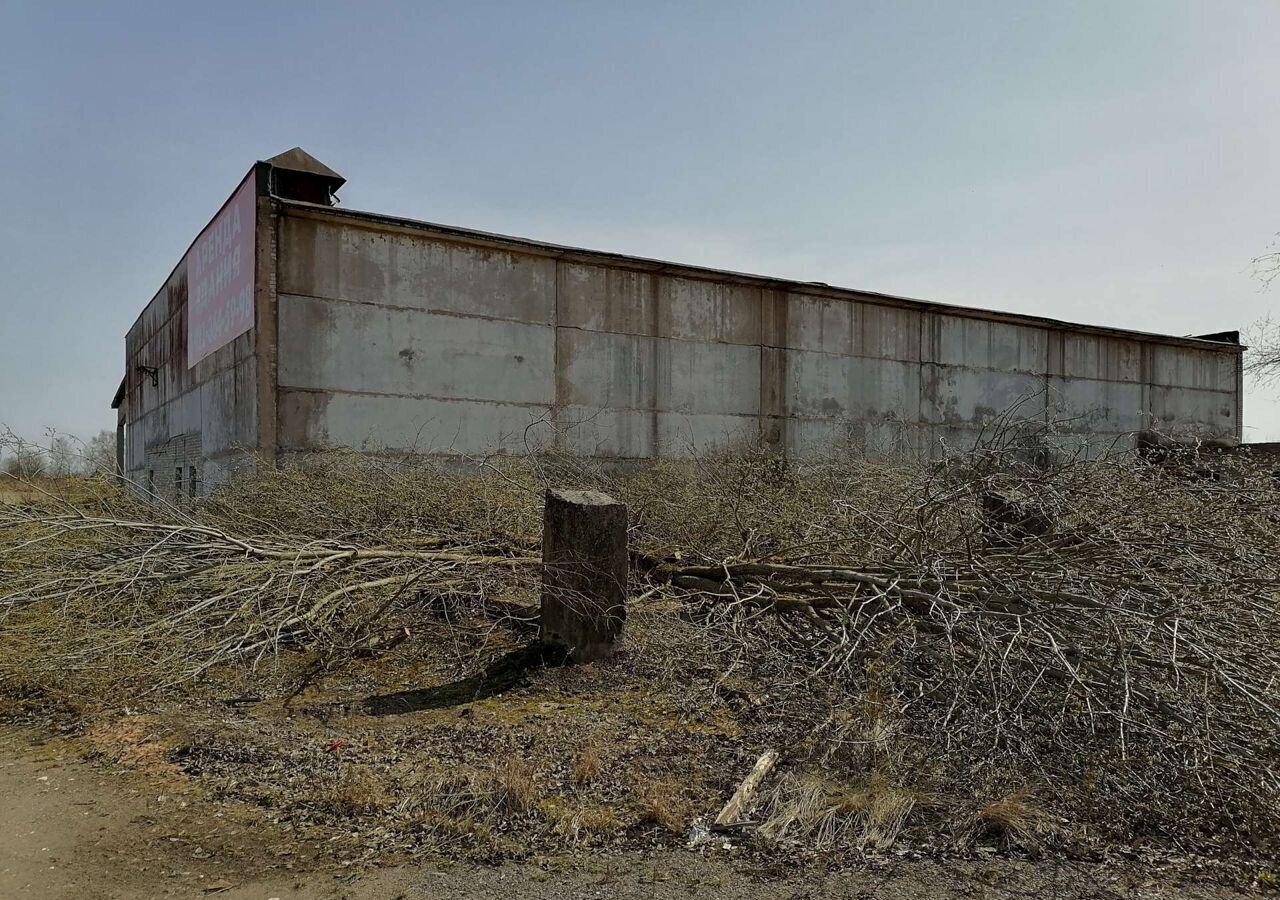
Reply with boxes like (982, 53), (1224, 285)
(2, 726), (1266, 900)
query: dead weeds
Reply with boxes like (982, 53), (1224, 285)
(968, 789), (1054, 850)
(2, 439), (1278, 865)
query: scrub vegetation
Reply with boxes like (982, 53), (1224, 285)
(1, 422), (1277, 871)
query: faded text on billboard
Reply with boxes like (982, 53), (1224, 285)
(187, 174), (256, 367)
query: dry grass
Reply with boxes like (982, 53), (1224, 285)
(757, 775), (832, 845)
(0, 487), (39, 505)
(84, 714), (180, 777)
(2, 431), (1279, 862)
(302, 753), (625, 852)
(544, 798), (626, 844)
(759, 772), (916, 850)
(832, 774), (917, 849)
(495, 755), (540, 815)
(398, 767), (504, 843)
(330, 767), (395, 818)
(0, 474), (114, 508)
(572, 740), (604, 785)
(635, 777), (691, 833)
(968, 789), (1052, 848)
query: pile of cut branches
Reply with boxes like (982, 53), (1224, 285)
(1, 431), (1277, 857)
(637, 442), (1280, 853)
(0, 491), (540, 690)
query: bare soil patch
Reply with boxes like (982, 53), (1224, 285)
(0, 726), (1266, 899)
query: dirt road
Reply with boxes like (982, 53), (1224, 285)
(0, 727), (1261, 899)
(0, 727), (392, 899)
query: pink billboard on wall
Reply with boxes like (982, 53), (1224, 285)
(187, 173), (256, 367)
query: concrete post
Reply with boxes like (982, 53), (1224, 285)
(540, 488), (628, 662)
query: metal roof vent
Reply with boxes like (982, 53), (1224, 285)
(263, 147), (345, 206)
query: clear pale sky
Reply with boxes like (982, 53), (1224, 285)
(3, 1), (1279, 442)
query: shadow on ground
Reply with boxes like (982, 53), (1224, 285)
(362, 641), (568, 716)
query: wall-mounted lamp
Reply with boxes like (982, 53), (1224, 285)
(135, 365), (159, 387)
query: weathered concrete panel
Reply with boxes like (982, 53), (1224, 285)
(558, 263), (655, 335)
(201, 454), (255, 492)
(1061, 334), (1142, 383)
(1150, 345), (1238, 392)
(1053, 432), (1137, 460)
(787, 418), (855, 457)
(856, 303), (923, 362)
(788, 417), (924, 459)
(1047, 377), (1145, 433)
(257, 204), (1246, 468)
(786, 350), (920, 422)
(863, 418), (926, 457)
(558, 262), (761, 345)
(555, 408), (760, 458)
(126, 380), (255, 492)
(280, 218), (555, 324)
(125, 334), (256, 491)
(925, 425), (991, 457)
(557, 330), (760, 415)
(278, 294), (555, 405)
(557, 406), (655, 458)
(657, 277), (762, 345)
(201, 358), (258, 456)
(784, 295), (854, 355)
(922, 365), (1045, 425)
(656, 412), (759, 456)
(932, 317), (1047, 373)
(556, 330), (649, 410)
(1148, 386), (1237, 436)
(280, 389), (554, 454)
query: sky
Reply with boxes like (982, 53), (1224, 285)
(2, 0), (1279, 443)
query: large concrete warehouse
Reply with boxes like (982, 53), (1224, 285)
(113, 148), (1244, 497)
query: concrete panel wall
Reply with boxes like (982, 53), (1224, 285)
(280, 217), (556, 324)
(123, 256), (258, 495)
(277, 216), (557, 455)
(278, 391), (553, 454)
(278, 294), (555, 404)
(272, 208), (1242, 463)
(786, 352), (920, 422)
(1047, 378), (1146, 433)
(557, 330), (760, 415)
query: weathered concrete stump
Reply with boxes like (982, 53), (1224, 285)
(540, 488), (628, 662)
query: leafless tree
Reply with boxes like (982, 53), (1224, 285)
(1247, 236), (1280, 383)
(1255, 234), (1280, 290)
(1244, 316), (1280, 385)
(82, 430), (117, 476)
(1, 446), (47, 478)
(48, 435), (76, 478)
(2, 427), (119, 480)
